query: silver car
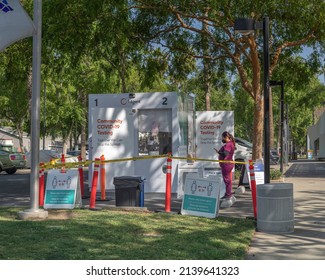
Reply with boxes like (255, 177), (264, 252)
(0, 150), (27, 174)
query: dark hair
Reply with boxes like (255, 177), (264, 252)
(222, 131), (235, 147)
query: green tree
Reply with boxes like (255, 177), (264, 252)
(41, 0), (173, 156)
(131, 0), (325, 159)
(232, 78), (255, 140)
(43, 0), (159, 93)
(0, 41), (32, 152)
(270, 55), (325, 152)
(286, 78), (325, 152)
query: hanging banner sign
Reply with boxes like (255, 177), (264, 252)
(181, 174), (222, 218)
(44, 169), (81, 209)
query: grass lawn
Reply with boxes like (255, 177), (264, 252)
(0, 207), (255, 260)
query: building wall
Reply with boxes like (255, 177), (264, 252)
(0, 128), (54, 152)
(307, 111), (325, 160)
(0, 129), (24, 152)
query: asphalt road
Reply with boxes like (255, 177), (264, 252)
(284, 159), (325, 178)
(0, 169), (31, 207)
(0, 169), (87, 207)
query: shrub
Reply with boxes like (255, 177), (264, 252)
(234, 170), (241, 180)
(270, 169), (282, 180)
(234, 168), (282, 181)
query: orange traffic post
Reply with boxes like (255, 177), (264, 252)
(89, 158), (100, 210)
(100, 154), (106, 200)
(165, 153), (172, 212)
(39, 163), (45, 207)
(78, 155), (85, 198)
(249, 160), (257, 219)
(60, 153), (66, 173)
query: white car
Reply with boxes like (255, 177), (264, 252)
(25, 150), (60, 168)
(234, 137), (253, 170)
(66, 150), (89, 160)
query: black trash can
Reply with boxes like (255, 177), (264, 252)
(113, 176), (145, 207)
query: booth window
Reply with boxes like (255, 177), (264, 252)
(138, 109), (172, 156)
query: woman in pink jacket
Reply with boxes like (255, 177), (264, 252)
(214, 131), (235, 200)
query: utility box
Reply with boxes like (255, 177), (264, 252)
(113, 176), (145, 207)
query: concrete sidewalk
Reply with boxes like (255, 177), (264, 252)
(244, 159), (325, 260)
(245, 175), (325, 260)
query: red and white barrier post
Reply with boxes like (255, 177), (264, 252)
(249, 160), (257, 219)
(165, 153), (172, 212)
(78, 155), (85, 198)
(89, 158), (100, 210)
(100, 154), (106, 200)
(39, 162), (45, 207)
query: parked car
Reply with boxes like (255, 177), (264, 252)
(25, 150), (60, 168)
(67, 150), (89, 160)
(270, 149), (280, 165)
(235, 137), (253, 149)
(0, 150), (27, 174)
(234, 137), (280, 169)
(234, 137), (253, 170)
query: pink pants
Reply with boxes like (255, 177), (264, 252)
(221, 168), (233, 198)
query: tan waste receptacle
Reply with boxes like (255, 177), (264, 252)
(257, 183), (294, 233)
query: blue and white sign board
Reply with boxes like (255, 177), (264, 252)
(202, 166), (226, 199)
(181, 173), (222, 218)
(44, 169), (81, 209)
(246, 161), (265, 188)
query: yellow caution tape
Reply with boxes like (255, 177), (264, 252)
(41, 154), (250, 170)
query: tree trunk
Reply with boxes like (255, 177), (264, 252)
(202, 11), (211, 111)
(69, 134), (73, 150)
(80, 91), (87, 161)
(205, 87), (211, 111)
(16, 122), (25, 152)
(62, 130), (72, 155)
(81, 124), (87, 160)
(252, 95), (264, 160)
(120, 50), (127, 93)
(203, 54), (211, 110)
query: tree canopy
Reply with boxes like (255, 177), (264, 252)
(130, 0), (325, 158)
(0, 0), (324, 157)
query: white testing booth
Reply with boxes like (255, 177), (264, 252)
(88, 92), (196, 195)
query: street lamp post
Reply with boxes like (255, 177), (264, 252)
(18, 0), (48, 220)
(270, 80), (284, 174)
(43, 82), (46, 150)
(234, 16), (271, 183)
